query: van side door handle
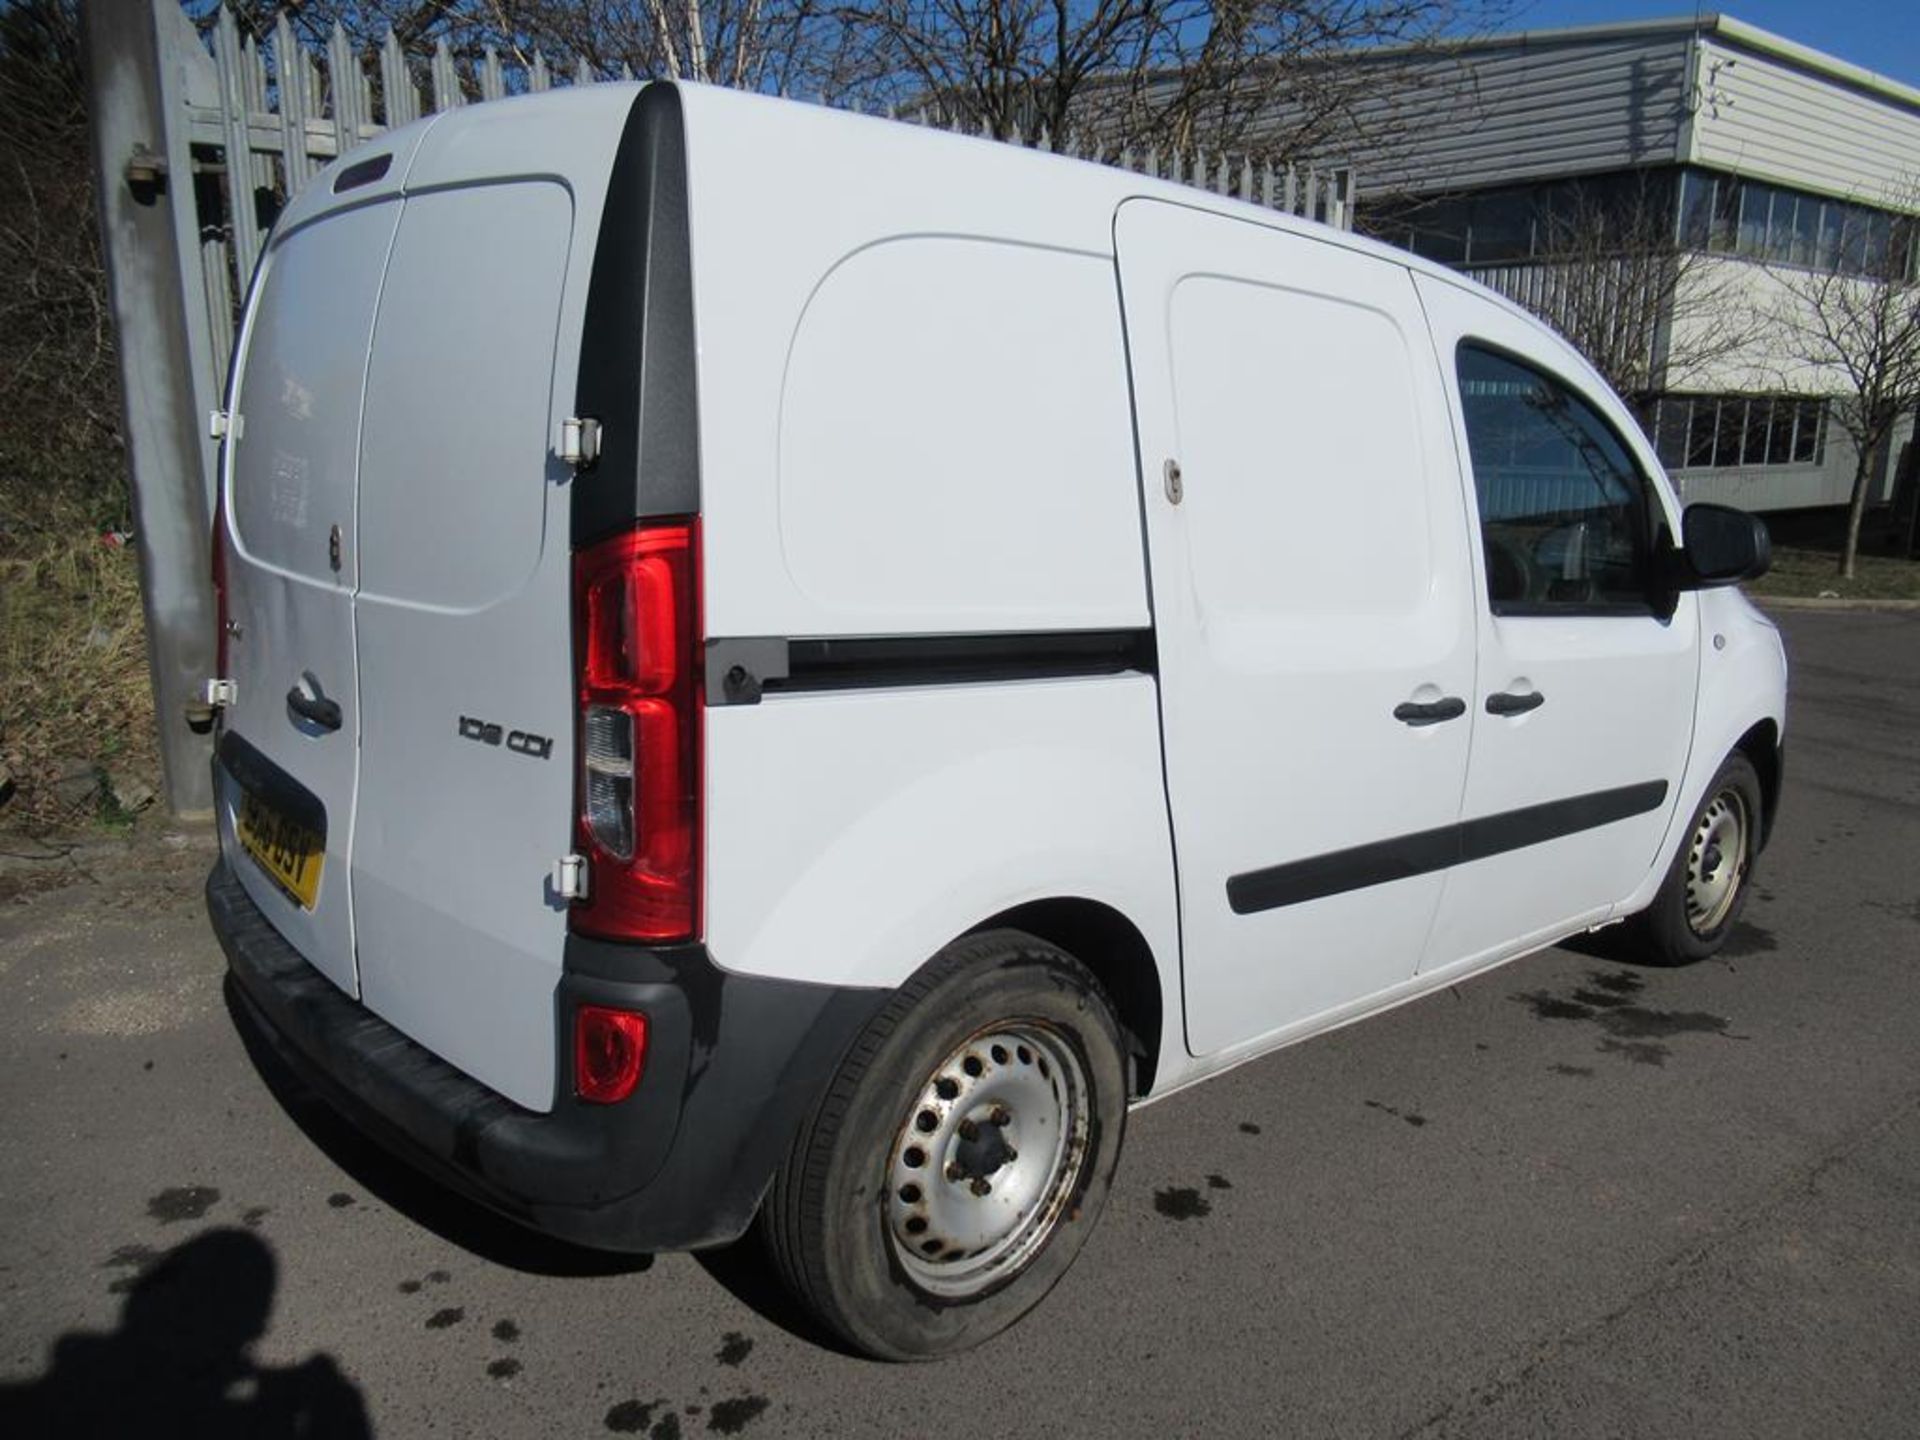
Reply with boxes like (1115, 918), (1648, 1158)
(1485, 689), (1546, 717)
(286, 686), (343, 732)
(1393, 696), (1467, 727)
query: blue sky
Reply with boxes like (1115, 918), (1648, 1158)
(1500, 3), (1920, 87)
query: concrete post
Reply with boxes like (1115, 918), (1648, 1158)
(81, 0), (221, 817)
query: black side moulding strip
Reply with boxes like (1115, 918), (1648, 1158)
(1227, 780), (1670, 915)
(704, 629), (1157, 705)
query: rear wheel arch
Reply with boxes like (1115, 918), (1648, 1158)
(967, 898), (1164, 1097)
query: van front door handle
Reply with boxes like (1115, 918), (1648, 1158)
(1486, 689), (1546, 717)
(1393, 696), (1466, 727)
(286, 686), (342, 732)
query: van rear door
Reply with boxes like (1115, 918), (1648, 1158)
(221, 89), (644, 1112)
(349, 175), (578, 1113)
(347, 97), (637, 1113)
(216, 152), (419, 998)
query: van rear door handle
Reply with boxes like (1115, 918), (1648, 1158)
(1393, 696), (1466, 727)
(286, 686), (342, 732)
(1486, 689), (1546, 716)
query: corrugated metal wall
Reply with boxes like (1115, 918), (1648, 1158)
(1266, 33), (1692, 199)
(1689, 37), (1920, 206)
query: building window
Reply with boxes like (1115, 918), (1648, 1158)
(1362, 170), (1681, 267)
(1676, 170), (1918, 280)
(1653, 395), (1826, 471)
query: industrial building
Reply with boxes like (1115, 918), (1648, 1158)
(1268, 14), (1920, 514)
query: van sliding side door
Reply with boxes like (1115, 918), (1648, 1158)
(1114, 199), (1480, 1057)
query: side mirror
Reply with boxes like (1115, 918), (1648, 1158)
(1677, 502), (1771, 587)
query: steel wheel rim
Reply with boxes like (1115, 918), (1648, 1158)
(884, 1021), (1090, 1299)
(1685, 787), (1749, 935)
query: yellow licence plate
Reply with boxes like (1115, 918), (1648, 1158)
(237, 788), (324, 910)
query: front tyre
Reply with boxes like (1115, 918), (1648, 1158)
(1637, 752), (1763, 965)
(761, 929), (1128, 1360)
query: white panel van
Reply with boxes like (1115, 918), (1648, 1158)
(206, 82), (1788, 1360)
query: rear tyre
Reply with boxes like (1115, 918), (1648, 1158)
(1634, 752), (1763, 966)
(761, 929), (1128, 1361)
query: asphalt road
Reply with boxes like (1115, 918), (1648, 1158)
(3, 606), (1918, 1440)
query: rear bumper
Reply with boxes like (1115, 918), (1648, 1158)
(208, 856), (885, 1252)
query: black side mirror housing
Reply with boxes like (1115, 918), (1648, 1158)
(1675, 502), (1772, 588)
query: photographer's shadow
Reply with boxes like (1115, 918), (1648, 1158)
(0, 1228), (370, 1439)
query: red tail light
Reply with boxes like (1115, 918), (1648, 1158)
(574, 1004), (649, 1103)
(571, 520), (701, 941)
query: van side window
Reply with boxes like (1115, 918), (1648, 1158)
(1454, 343), (1654, 615)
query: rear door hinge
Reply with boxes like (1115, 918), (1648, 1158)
(557, 417), (601, 469)
(551, 853), (590, 901)
(204, 678), (238, 708)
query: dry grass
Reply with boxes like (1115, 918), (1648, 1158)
(1, 472), (158, 837)
(1745, 545), (1920, 602)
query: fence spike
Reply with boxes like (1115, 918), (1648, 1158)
(326, 21), (360, 147)
(381, 30), (417, 125)
(620, 61), (635, 82)
(213, 6), (262, 280)
(275, 13), (312, 188)
(481, 47), (504, 102)
(531, 52), (550, 92)
(575, 55), (593, 86)
(242, 35), (267, 113)
(430, 37), (461, 110)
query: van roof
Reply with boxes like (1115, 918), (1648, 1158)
(291, 79), (1566, 381)
(671, 80), (1540, 307)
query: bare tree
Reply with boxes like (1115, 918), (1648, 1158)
(0, 0), (122, 521)
(1524, 178), (1763, 417)
(201, 0), (834, 94)
(1770, 190), (1920, 579)
(823, 0), (1498, 155)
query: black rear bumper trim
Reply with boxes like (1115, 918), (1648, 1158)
(209, 855), (886, 1252)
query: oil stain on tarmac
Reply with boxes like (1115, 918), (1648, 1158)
(1153, 1187), (1211, 1220)
(1514, 968), (1738, 1066)
(145, 1185), (220, 1223)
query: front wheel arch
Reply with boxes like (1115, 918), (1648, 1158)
(1734, 718), (1782, 852)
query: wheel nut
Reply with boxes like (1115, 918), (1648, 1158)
(945, 1162), (965, 1182)
(969, 1178), (991, 1197)
(958, 1119), (979, 1142)
(989, 1105), (1011, 1127)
